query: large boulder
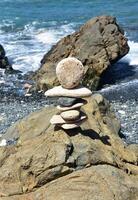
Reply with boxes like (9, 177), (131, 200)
(0, 44), (13, 71)
(32, 16), (129, 91)
(0, 94), (138, 199)
(3, 166), (138, 200)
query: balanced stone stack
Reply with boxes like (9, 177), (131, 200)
(45, 57), (92, 129)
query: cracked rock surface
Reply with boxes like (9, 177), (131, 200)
(0, 94), (138, 199)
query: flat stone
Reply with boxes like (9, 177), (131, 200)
(60, 119), (86, 129)
(45, 86), (92, 98)
(56, 57), (84, 89)
(57, 102), (84, 111)
(50, 114), (87, 125)
(61, 110), (80, 121)
(50, 115), (65, 124)
(58, 97), (78, 107)
(58, 97), (87, 107)
(61, 123), (80, 129)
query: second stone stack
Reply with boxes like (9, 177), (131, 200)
(45, 57), (92, 130)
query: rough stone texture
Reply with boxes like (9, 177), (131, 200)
(45, 85), (92, 97)
(61, 110), (80, 121)
(56, 57), (84, 89)
(0, 94), (138, 199)
(0, 44), (12, 71)
(3, 166), (138, 200)
(32, 16), (129, 91)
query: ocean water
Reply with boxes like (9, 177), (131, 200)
(0, 0), (138, 72)
(0, 0), (138, 143)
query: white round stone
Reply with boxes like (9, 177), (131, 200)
(61, 110), (80, 121)
(56, 57), (84, 89)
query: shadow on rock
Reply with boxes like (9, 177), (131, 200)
(98, 60), (136, 89)
(65, 127), (111, 146)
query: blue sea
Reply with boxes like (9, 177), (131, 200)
(0, 0), (138, 72)
(0, 0), (138, 143)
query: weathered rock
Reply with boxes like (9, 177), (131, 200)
(0, 94), (138, 199)
(56, 57), (84, 89)
(61, 110), (80, 121)
(45, 85), (92, 97)
(4, 165), (138, 200)
(32, 16), (129, 91)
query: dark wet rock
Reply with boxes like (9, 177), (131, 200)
(5, 68), (22, 74)
(0, 44), (5, 58)
(0, 94), (138, 199)
(0, 44), (13, 71)
(58, 97), (81, 107)
(32, 16), (129, 91)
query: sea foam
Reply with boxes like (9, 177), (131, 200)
(0, 17), (138, 74)
(122, 40), (138, 66)
(0, 22), (75, 73)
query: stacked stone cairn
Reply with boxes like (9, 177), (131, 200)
(45, 57), (92, 130)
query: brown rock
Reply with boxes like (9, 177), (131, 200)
(32, 16), (129, 91)
(0, 94), (138, 199)
(5, 165), (138, 200)
(56, 57), (84, 89)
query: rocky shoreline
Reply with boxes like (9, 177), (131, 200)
(0, 15), (137, 199)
